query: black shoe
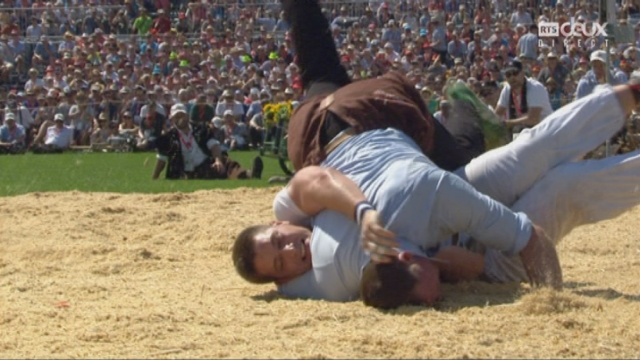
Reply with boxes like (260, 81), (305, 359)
(251, 156), (264, 179)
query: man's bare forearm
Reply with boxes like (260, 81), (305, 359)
(288, 166), (368, 219)
(434, 246), (485, 283)
(505, 114), (538, 127)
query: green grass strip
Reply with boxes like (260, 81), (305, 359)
(0, 150), (286, 197)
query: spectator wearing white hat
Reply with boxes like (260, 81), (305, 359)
(32, 113), (74, 153)
(153, 106), (263, 180)
(215, 89), (245, 120)
(575, 50), (621, 100)
(0, 112), (26, 154)
(222, 109), (249, 151)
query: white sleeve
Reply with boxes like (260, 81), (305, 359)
(497, 83), (511, 109)
(272, 187), (312, 227)
(526, 81), (549, 108)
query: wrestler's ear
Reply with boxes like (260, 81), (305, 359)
(269, 220), (290, 226)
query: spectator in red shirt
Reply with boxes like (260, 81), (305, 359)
(152, 9), (171, 34)
(1, 16), (20, 37)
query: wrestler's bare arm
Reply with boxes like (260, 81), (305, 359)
(287, 166), (368, 220)
(287, 166), (398, 251)
(433, 246), (485, 283)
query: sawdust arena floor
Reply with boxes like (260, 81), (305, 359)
(1, 189), (640, 358)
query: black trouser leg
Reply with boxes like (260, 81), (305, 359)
(249, 127), (263, 149)
(281, 0), (351, 97)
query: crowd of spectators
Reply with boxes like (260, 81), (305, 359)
(1, 0), (640, 161)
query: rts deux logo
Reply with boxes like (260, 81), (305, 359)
(538, 18), (609, 48)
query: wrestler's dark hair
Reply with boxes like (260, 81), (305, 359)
(232, 225), (275, 284)
(360, 260), (418, 309)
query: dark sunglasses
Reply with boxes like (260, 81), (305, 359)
(505, 70), (520, 78)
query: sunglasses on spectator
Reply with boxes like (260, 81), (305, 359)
(505, 70), (520, 78)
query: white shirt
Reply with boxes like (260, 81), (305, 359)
(176, 127), (218, 172)
(45, 125), (73, 148)
(497, 78), (553, 122)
